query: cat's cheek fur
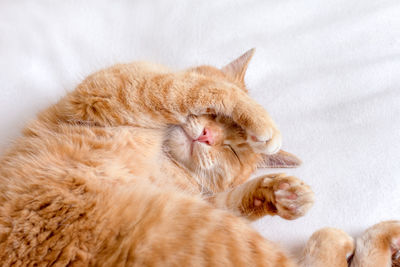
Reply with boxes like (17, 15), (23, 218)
(182, 115), (205, 139)
(165, 126), (193, 166)
(191, 143), (214, 170)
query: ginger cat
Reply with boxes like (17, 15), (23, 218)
(0, 49), (398, 266)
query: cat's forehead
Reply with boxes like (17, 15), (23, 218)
(190, 65), (226, 78)
(189, 65), (247, 91)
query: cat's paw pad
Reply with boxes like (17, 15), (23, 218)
(265, 174), (314, 220)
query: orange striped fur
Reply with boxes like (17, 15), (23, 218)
(0, 50), (397, 266)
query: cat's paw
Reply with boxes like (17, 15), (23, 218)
(352, 221), (400, 266)
(362, 221), (400, 256)
(243, 173), (314, 220)
(302, 228), (354, 265)
(264, 173), (314, 220)
(232, 100), (281, 155)
(246, 125), (282, 155)
(367, 220), (400, 253)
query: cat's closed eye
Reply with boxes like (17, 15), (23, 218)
(224, 144), (241, 164)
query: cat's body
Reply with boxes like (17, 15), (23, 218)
(0, 50), (398, 266)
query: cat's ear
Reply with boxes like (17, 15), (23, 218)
(221, 48), (255, 82)
(257, 150), (302, 168)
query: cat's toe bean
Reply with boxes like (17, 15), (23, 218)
(253, 198), (263, 207)
(278, 182), (290, 190)
(275, 188), (297, 200)
(243, 174), (312, 220)
(272, 176), (314, 220)
(250, 135), (265, 142)
(247, 133), (271, 147)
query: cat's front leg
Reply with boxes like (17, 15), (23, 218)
(178, 78), (282, 155)
(230, 93), (282, 155)
(208, 173), (314, 221)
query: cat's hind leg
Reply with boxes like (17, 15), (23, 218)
(350, 220), (400, 267)
(208, 173), (314, 221)
(94, 182), (297, 267)
(299, 228), (355, 267)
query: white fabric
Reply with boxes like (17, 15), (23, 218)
(1, 0), (399, 255)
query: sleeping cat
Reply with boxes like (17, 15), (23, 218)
(0, 49), (398, 266)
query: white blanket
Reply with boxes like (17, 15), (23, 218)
(1, 0), (399, 255)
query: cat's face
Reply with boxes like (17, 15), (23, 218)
(165, 114), (260, 191)
(164, 52), (301, 192)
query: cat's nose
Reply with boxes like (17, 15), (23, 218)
(196, 128), (214, 145)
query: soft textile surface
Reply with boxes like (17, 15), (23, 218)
(1, 0), (399, 255)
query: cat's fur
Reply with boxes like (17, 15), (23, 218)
(0, 49), (398, 266)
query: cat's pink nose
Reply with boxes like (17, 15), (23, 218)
(196, 128), (214, 145)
